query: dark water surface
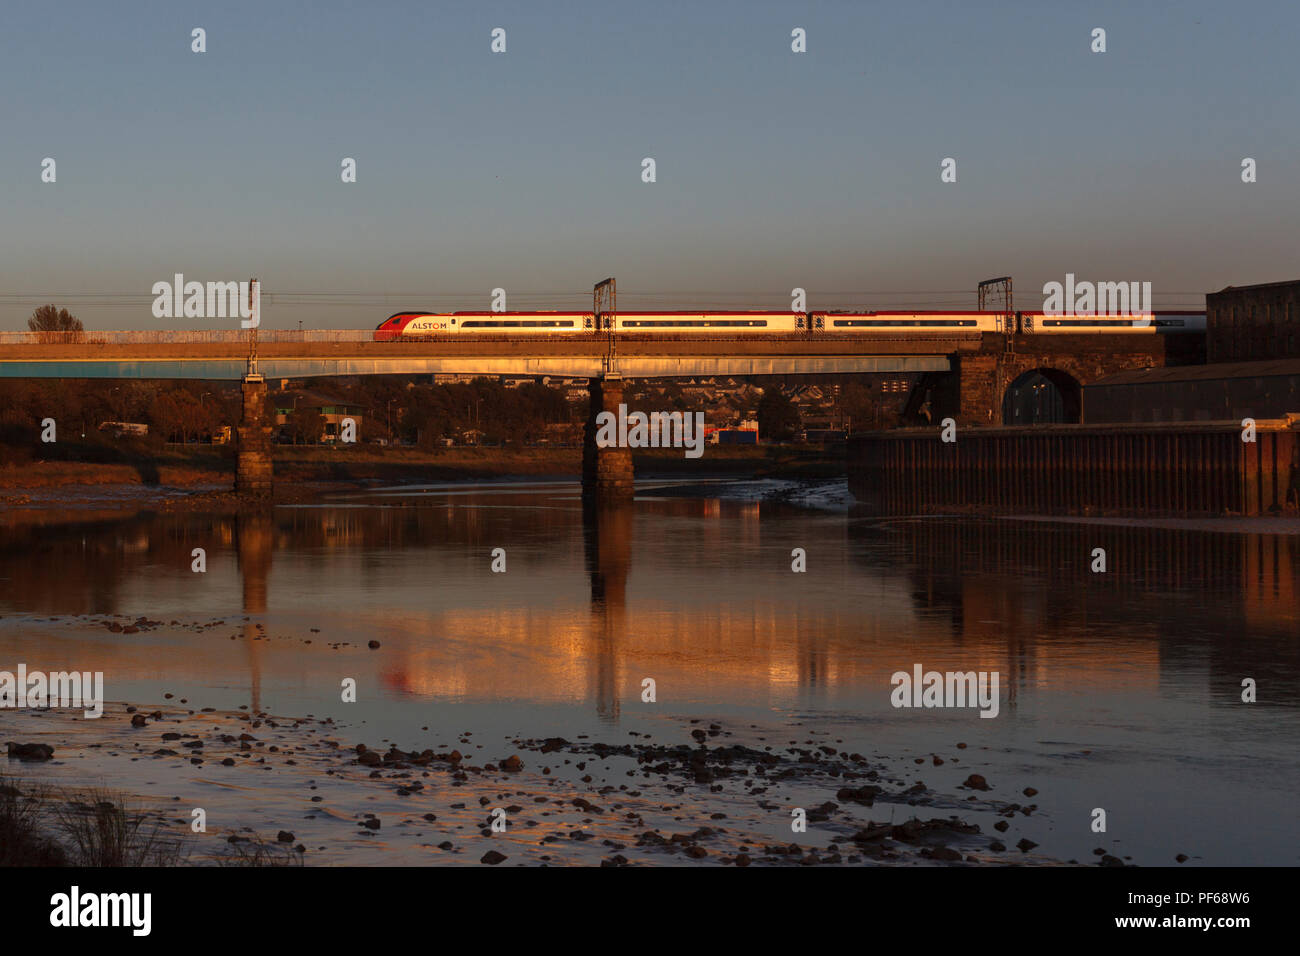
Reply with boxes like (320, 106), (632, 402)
(1, 479), (1296, 865)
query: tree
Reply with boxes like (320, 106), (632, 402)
(840, 382), (882, 431)
(758, 388), (800, 441)
(28, 304), (83, 333)
(175, 390), (210, 443)
(286, 405), (325, 444)
(148, 392), (184, 442)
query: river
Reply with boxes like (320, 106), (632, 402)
(1, 478), (1296, 865)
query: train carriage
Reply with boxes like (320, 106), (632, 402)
(1022, 311), (1207, 333)
(815, 311), (1007, 332)
(375, 311), (593, 339)
(610, 311), (803, 333)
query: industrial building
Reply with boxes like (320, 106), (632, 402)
(1083, 278), (1300, 424)
(1084, 358), (1300, 424)
(1206, 279), (1300, 363)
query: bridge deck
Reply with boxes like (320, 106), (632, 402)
(0, 332), (973, 379)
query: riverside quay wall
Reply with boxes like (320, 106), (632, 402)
(847, 420), (1300, 518)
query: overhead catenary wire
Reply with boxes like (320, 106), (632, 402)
(1, 287), (1211, 330)
(0, 290), (1217, 298)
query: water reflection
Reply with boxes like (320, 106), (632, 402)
(583, 501), (631, 721)
(2, 495), (1298, 717)
(236, 512), (273, 713)
(847, 515), (1300, 703)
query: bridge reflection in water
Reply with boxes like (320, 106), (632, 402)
(846, 513), (1300, 705)
(583, 502), (632, 722)
(0, 492), (1296, 718)
(236, 511), (274, 715)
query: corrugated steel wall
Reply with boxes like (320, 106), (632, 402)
(848, 424), (1300, 517)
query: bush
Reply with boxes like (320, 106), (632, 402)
(52, 789), (188, 867)
(0, 775), (66, 866)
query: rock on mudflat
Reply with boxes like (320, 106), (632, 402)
(836, 785), (881, 806)
(921, 846), (962, 861)
(5, 742), (54, 761)
(962, 774), (990, 791)
(481, 850), (507, 865)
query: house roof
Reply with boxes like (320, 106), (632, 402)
(1087, 358), (1300, 388)
(1209, 279), (1300, 295)
(273, 389), (363, 409)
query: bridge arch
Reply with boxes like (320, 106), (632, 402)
(1001, 367), (1082, 425)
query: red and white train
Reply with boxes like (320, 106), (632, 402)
(374, 309), (1206, 339)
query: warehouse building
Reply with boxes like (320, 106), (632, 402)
(1084, 358), (1300, 424)
(1207, 279), (1300, 363)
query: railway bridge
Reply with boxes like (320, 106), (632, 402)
(0, 328), (1202, 499)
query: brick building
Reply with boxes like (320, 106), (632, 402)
(272, 389), (365, 442)
(1207, 279), (1300, 363)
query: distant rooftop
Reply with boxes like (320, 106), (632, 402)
(1088, 357), (1300, 387)
(272, 388), (363, 409)
(1209, 279), (1300, 295)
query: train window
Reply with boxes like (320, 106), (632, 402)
(460, 320), (576, 328)
(1043, 318), (1141, 327)
(831, 319), (976, 327)
(623, 319), (769, 327)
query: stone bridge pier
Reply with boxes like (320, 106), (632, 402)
(582, 374), (634, 502)
(235, 375), (274, 497)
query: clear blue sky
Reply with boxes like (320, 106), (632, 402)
(2, 0), (1297, 329)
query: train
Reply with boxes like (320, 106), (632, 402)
(373, 309), (1206, 339)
